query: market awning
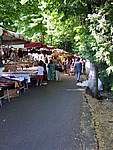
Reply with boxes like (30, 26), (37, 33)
(24, 42), (54, 51)
(0, 27), (28, 45)
(24, 42), (47, 49)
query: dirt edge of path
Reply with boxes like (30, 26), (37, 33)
(80, 92), (99, 150)
(81, 93), (113, 150)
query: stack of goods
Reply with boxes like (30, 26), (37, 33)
(4, 58), (34, 72)
(16, 59), (34, 70)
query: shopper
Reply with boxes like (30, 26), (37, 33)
(55, 60), (62, 81)
(47, 59), (56, 80)
(36, 61), (44, 86)
(74, 57), (82, 82)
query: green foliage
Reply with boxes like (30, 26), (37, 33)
(87, 4), (113, 66)
(0, 0), (48, 40)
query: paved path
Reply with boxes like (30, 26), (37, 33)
(0, 75), (83, 150)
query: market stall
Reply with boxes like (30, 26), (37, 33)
(0, 27), (33, 104)
(0, 27), (54, 106)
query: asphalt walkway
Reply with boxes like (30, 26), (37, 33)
(0, 75), (83, 150)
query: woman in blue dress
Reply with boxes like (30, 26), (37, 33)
(47, 60), (56, 80)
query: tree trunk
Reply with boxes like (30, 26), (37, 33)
(94, 64), (99, 98)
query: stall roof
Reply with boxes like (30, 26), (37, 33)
(24, 42), (54, 49)
(24, 41), (54, 50)
(24, 42), (45, 49)
(0, 27), (29, 45)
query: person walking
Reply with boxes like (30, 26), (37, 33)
(55, 60), (62, 81)
(74, 57), (82, 82)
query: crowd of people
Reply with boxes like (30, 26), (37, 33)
(36, 58), (64, 86)
(35, 56), (86, 86)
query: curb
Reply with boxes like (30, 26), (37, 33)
(80, 93), (99, 150)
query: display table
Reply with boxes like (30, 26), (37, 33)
(2, 70), (37, 88)
(0, 69), (38, 107)
(2, 72), (31, 83)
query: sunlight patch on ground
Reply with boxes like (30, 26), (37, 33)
(66, 88), (85, 92)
